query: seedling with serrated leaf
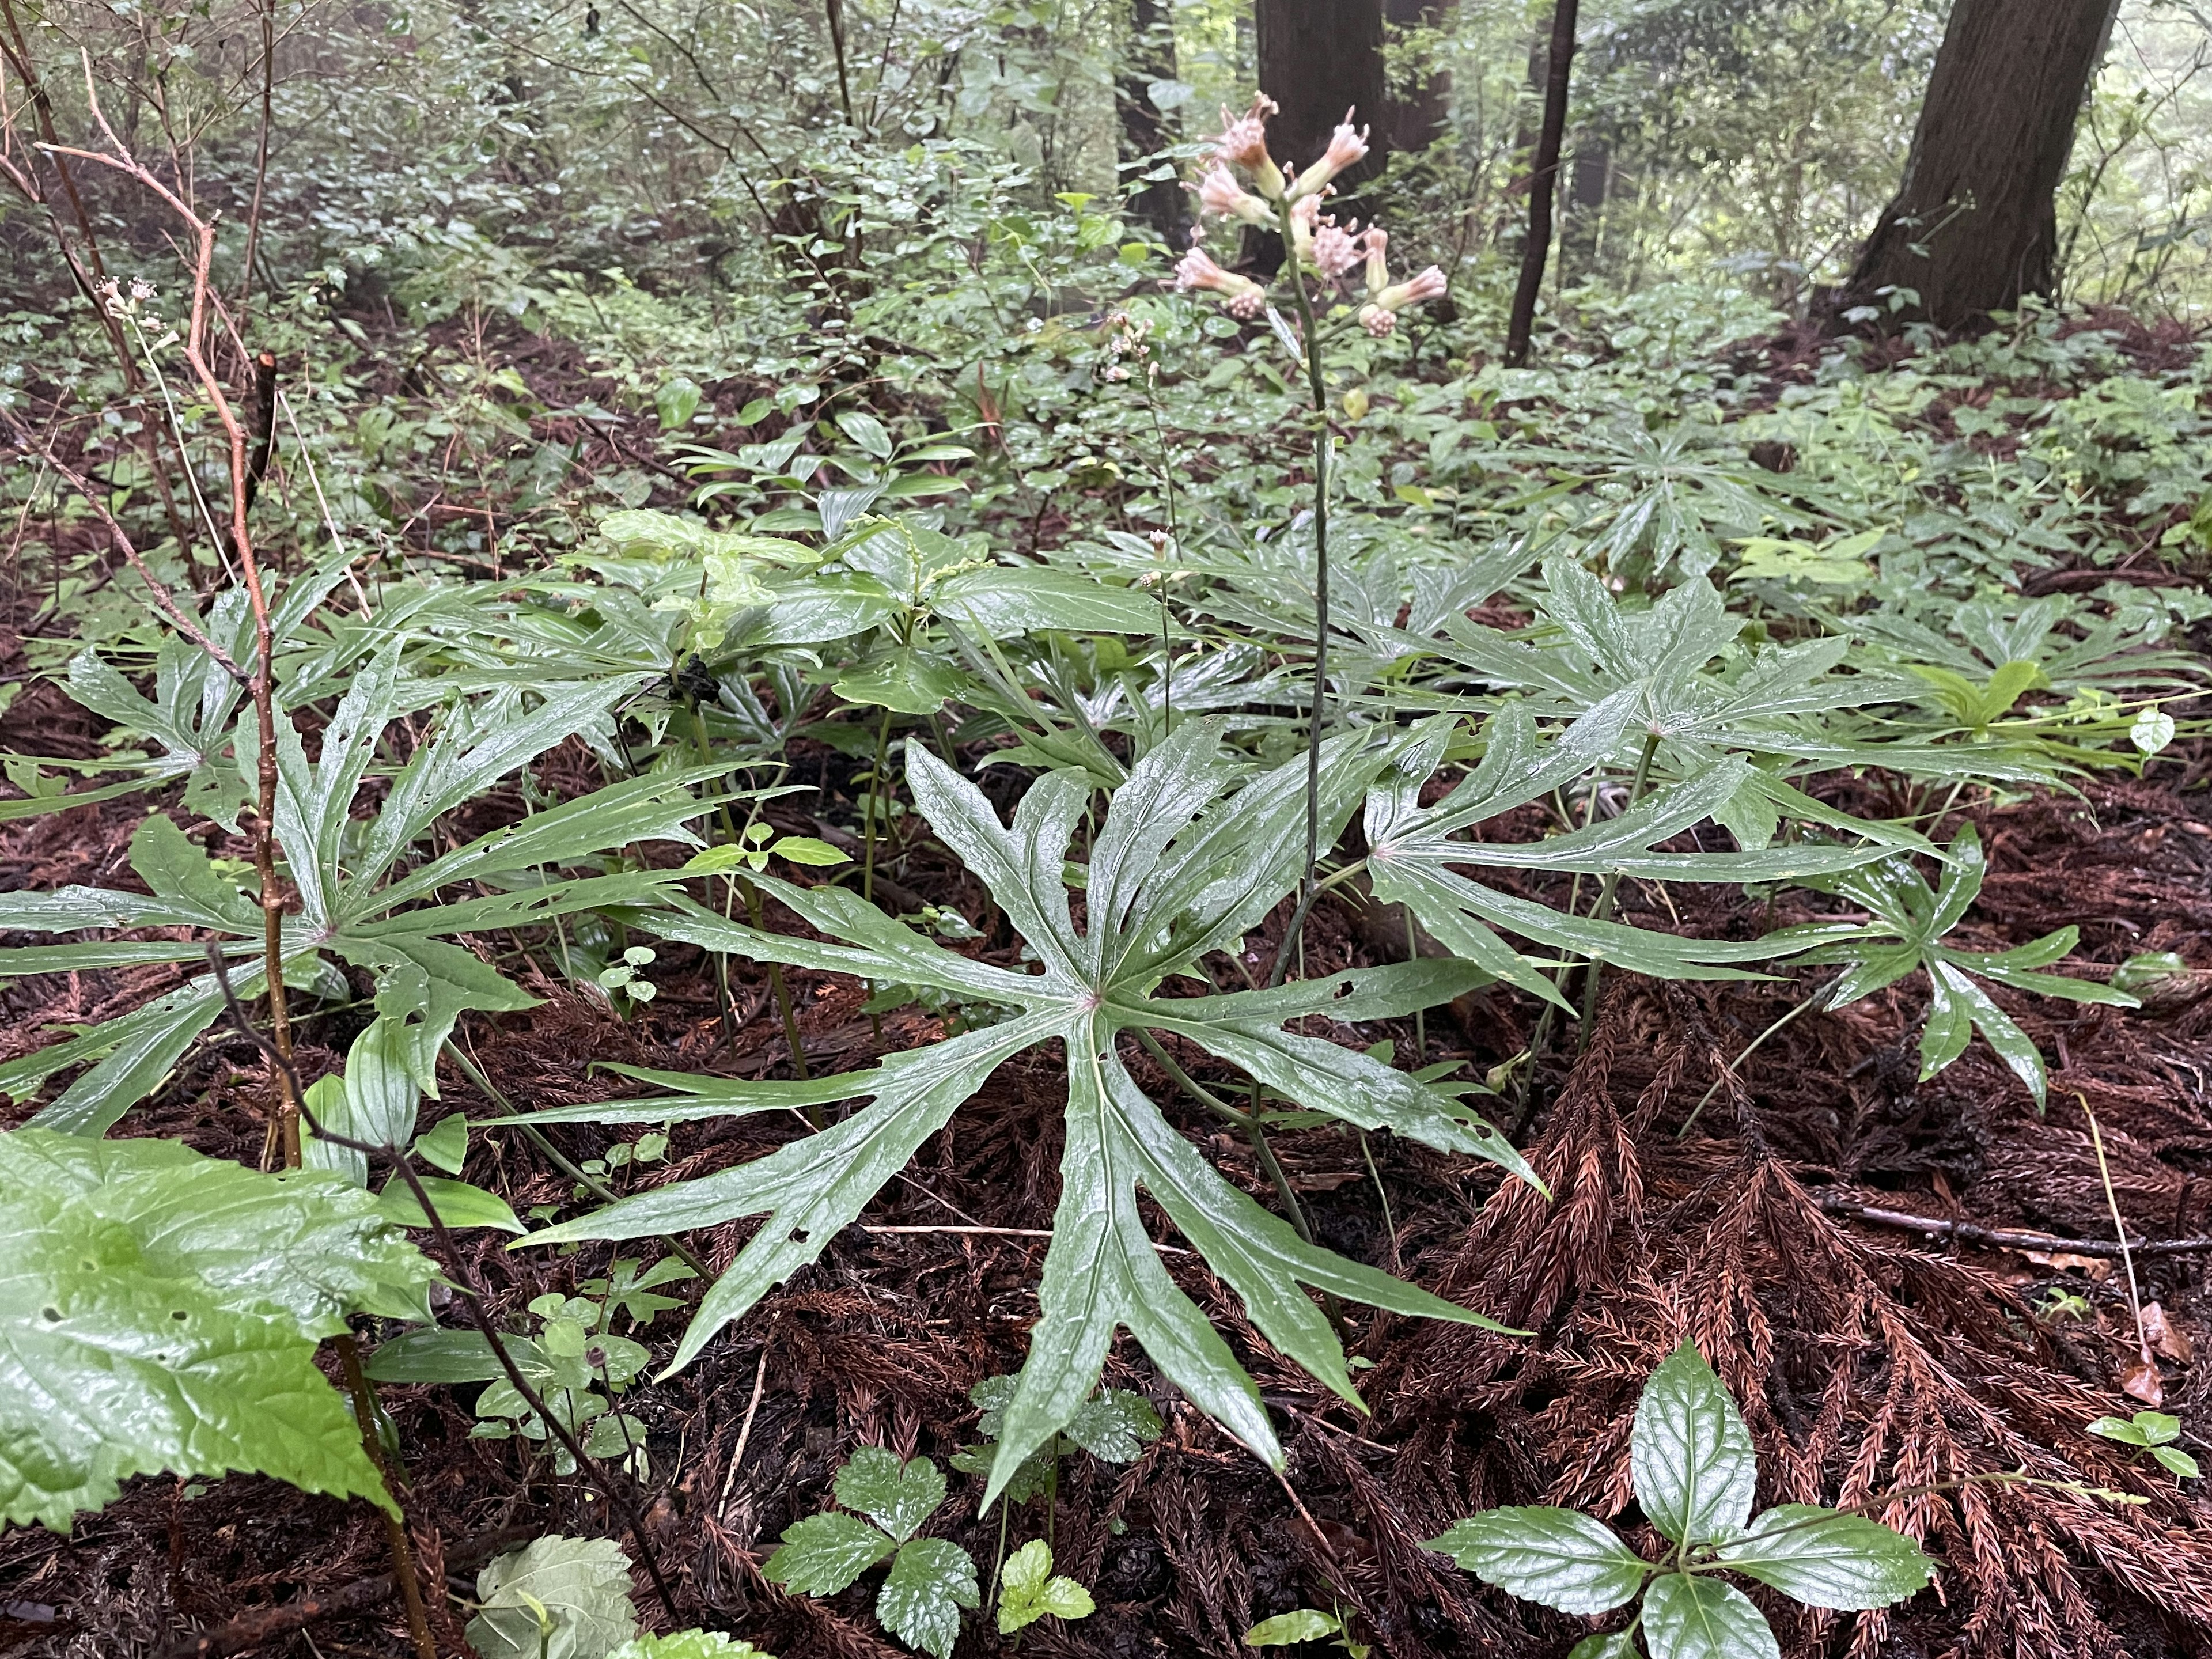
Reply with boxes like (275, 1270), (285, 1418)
(509, 722), (1531, 1503)
(995, 1540), (1094, 1635)
(949, 1374), (1162, 1505)
(1779, 823), (2136, 1107)
(2086, 1411), (2200, 1482)
(765, 1449), (978, 1658)
(465, 1535), (638, 1659)
(1428, 1343), (1933, 1659)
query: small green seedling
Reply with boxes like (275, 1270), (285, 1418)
(687, 827), (851, 875)
(2086, 1411), (2199, 1482)
(579, 1255), (696, 1331)
(1245, 1608), (1370, 1659)
(1429, 1343), (1933, 1659)
(995, 1540), (1094, 1634)
(599, 944), (660, 1006)
(2034, 1286), (2093, 1323)
(765, 1449), (978, 1658)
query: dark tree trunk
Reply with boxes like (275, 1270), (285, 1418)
(1842, 0), (2119, 329)
(1560, 135), (1609, 277)
(1503, 0), (1577, 367)
(1257, 0), (1388, 194)
(1118, 0), (1191, 248)
(1381, 0), (1452, 156)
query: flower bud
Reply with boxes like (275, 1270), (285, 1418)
(1288, 111), (1369, 203)
(1311, 218), (1364, 281)
(1173, 246), (1267, 319)
(1375, 266), (1448, 313)
(1195, 162), (1273, 228)
(1358, 304), (1397, 339)
(1362, 225), (1391, 297)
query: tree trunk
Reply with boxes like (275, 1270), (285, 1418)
(1842, 0), (2120, 329)
(1256, 0), (1388, 194)
(1503, 0), (1577, 367)
(1118, 0), (1192, 248)
(1381, 0), (1452, 156)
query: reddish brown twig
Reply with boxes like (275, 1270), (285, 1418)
(41, 53), (300, 1164)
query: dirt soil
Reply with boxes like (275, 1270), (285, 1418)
(4, 682), (2212, 1659)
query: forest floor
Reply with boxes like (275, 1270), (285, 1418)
(3, 647), (2211, 1658)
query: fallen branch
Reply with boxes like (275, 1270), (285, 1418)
(154, 1523), (539, 1659)
(1816, 1192), (2212, 1259)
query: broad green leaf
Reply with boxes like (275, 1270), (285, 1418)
(302, 1016), (420, 1185)
(415, 1114), (469, 1175)
(932, 567), (1162, 635)
(835, 1448), (945, 1542)
(607, 1635), (775, 1659)
(766, 1512), (896, 1595)
(0, 1130), (434, 1529)
(1714, 1505), (1934, 1609)
(467, 1536), (639, 1659)
(877, 1537), (979, 1659)
(1631, 1343), (1758, 1546)
(375, 1175), (525, 1233)
(363, 1327), (513, 1384)
(1641, 1572), (1779, 1659)
(1245, 1611), (1342, 1645)
(1426, 1508), (1650, 1613)
(1567, 1634), (1640, 1659)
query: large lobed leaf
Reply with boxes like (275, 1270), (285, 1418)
(0, 1129), (434, 1530)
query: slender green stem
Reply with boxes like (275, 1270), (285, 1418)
(740, 873), (815, 1094)
(1577, 730), (1661, 1044)
(1275, 192), (1333, 960)
(1406, 911), (1427, 1067)
(1135, 1028), (1253, 1129)
(862, 702), (894, 904)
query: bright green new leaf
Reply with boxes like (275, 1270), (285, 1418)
(0, 1129), (433, 1529)
(1633, 1343), (1758, 1547)
(1245, 1610), (1343, 1646)
(1566, 1634), (1640, 1659)
(1641, 1571), (1779, 1659)
(1713, 1505), (1934, 1609)
(996, 1540), (1094, 1633)
(374, 1174), (525, 1233)
(1425, 1507), (1652, 1613)
(606, 1634), (775, 1659)
(765, 1513), (898, 1594)
(467, 1536), (639, 1659)
(876, 1537), (978, 1659)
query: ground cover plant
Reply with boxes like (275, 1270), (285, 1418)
(4, 3), (2212, 1657)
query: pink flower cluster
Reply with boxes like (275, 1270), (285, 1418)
(1169, 95), (1446, 336)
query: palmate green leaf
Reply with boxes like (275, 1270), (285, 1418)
(0, 674), (710, 1129)
(1794, 825), (2137, 1108)
(877, 1537), (979, 1659)
(527, 724), (1525, 1506)
(1425, 1507), (1651, 1613)
(1641, 1573), (1779, 1659)
(835, 1448), (945, 1542)
(1366, 704), (1872, 1011)
(1713, 1505), (1934, 1609)
(766, 1512), (899, 1594)
(1632, 1343), (1758, 1547)
(467, 1536), (639, 1659)
(0, 1129), (434, 1529)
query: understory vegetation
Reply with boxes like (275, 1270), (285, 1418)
(2, 2), (2211, 1657)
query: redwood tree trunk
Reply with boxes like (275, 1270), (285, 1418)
(1842, 0), (2119, 328)
(1381, 0), (1452, 156)
(1118, 0), (1191, 248)
(1503, 0), (1578, 367)
(1257, 0), (1388, 193)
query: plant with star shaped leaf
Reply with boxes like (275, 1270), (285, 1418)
(499, 720), (1533, 1505)
(1779, 823), (2137, 1107)
(1427, 1342), (1934, 1659)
